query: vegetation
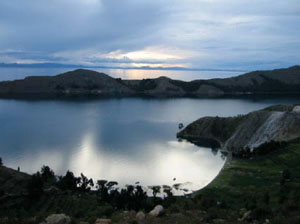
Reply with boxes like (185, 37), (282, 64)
(232, 141), (288, 158)
(0, 141), (300, 223)
(196, 141), (300, 223)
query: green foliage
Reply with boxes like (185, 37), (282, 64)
(149, 185), (161, 198)
(78, 173), (94, 192)
(96, 205), (114, 218)
(251, 205), (272, 221)
(233, 141), (288, 158)
(253, 141), (287, 156)
(168, 204), (181, 213)
(57, 170), (80, 191)
(40, 165), (55, 182)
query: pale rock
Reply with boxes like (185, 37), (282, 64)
(293, 106), (300, 113)
(95, 218), (111, 224)
(149, 205), (164, 217)
(42, 214), (71, 224)
(238, 210), (251, 222)
(136, 211), (146, 221)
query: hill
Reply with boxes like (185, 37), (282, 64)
(0, 66), (300, 98)
(177, 104), (300, 153)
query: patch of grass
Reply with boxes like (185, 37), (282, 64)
(193, 142), (300, 222)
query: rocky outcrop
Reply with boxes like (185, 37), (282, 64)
(136, 211), (146, 221)
(293, 105), (300, 113)
(95, 218), (111, 224)
(41, 214), (71, 224)
(149, 205), (164, 217)
(177, 105), (300, 152)
(0, 65), (300, 98)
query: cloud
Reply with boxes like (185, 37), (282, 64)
(0, 0), (299, 70)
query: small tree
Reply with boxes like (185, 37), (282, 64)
(0, 157), (2, 166)
(149, 185), (161, 198)
(97, 180), (109, 202)
(57, 171), (80, 191)
(178, 123), (184, 130)
(78, 173), (94, 192)
(163, 185), (173, 198)
(41, 165), (55, 182)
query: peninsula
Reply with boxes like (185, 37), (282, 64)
(0, 66), (300, 98)
(178, 104), (300, 154)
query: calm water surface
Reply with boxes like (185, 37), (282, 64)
(0, 97), (299, 194)
(0, 67), (242, 81)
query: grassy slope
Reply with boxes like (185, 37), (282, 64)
(195, 142), (300, 223)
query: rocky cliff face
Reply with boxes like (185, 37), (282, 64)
(177, 105), (300, 152)
(0, 65), (300, 98)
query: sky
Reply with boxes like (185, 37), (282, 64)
(0, 0), (299, 70)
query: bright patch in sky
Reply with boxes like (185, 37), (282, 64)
(0, 0), (299, 70)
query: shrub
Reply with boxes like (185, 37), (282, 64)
(78, 173), (94, 192)
(253, 141), (287, 156)
(168, 204), (180, 213)
(251, 205), (272, 221)
(97, 205), (114, 217)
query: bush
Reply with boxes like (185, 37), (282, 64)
(168, 204), (181, 213)
(251, 205), (272, 221)
(78, 173), (94, 192)
(97, 205), (114, 217)
(253, 141), (287, 156)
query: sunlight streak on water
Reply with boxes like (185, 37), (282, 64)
(1, 97), (299, 195)
(0, 67), (242, 81)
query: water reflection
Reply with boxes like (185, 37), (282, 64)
(1, 97), (299, 195)
(0, 67), (242, 81)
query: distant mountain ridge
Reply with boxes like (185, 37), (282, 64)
(0, 65), (299, 98)
(0, 62), (245, 72)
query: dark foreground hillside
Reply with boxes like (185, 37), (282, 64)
(0, 140), (300, 223)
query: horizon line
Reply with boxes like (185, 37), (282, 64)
(0, 62), (247, 73)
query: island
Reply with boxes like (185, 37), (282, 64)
(0, 65), (300, 98)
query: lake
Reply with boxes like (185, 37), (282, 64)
(0, 67), (243, 81)
(0, 96), (299, 195)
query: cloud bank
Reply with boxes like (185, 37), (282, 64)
(0, 0), (299, 70)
